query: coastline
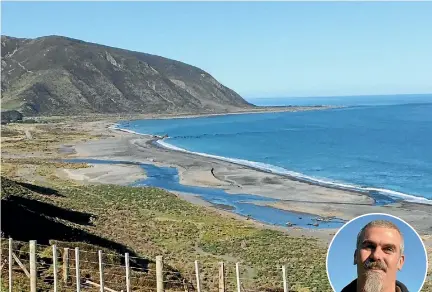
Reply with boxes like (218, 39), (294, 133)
(62, 117), (432, 236)
(117, 121), (432, 206)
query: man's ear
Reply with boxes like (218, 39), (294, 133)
(397, 254), (405, 271)
(353, 249), (358, 265)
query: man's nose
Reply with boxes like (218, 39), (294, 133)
(370, 247), (385, 261)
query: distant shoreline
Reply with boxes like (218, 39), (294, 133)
(109, 105), (343, 122)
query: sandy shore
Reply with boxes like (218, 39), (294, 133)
(56, 163), (146, 186)
(56, 119), (432, 239)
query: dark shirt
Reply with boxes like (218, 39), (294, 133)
(341, 278), (409, 292)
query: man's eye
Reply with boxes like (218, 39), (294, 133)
(384, 247), (394, 252)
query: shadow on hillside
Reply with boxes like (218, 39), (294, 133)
(1, 179), (150, 270)
(3, 196), (93, 226)
(1, 197), (149, 269)
(16, 181), (64, 197)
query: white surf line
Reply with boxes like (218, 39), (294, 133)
(156, 139), (432, 206)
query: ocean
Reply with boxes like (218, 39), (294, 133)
(116, 94), (432, 204)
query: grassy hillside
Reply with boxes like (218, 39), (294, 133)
(1, 174), (330, 291)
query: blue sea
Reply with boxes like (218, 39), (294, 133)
(116, 94), (432, 204)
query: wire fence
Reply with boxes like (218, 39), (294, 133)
(1, 238), (318, 292)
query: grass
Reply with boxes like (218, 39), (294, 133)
(0, 99), (23, 110)
(1, 123), (96, 156)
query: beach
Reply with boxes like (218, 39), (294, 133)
(56, 163), (146, 186)
(60, 119), (432, 240)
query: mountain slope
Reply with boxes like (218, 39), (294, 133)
(1, 35), (254, 115)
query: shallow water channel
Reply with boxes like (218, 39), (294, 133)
(64, 158), (352, 229)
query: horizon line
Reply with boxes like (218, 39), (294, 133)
(245, 93), (432, 99)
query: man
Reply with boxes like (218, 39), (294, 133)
(341, 220), (409, 292)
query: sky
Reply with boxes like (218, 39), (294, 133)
(1, 1), (432, 98)
(327, 214), (428, 292)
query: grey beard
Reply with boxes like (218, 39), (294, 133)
(363, 271), (383, 292)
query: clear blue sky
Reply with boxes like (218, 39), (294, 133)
(327, 214), (428, 292)
(1, 1), (432, 98)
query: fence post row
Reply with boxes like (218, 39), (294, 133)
(5, 239), (296, 292)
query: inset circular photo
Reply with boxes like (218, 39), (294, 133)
(326, 213), (428, 292)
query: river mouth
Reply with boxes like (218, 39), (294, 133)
(62, 158), (347, 229)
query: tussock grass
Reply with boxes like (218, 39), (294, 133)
(1, 122), (95, 155)
(37, 183), (333, 291)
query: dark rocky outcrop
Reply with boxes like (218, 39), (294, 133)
(1, 35), (254, 116)
(1, 109), (23, 124)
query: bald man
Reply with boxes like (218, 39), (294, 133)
(341, 220), (409, 292)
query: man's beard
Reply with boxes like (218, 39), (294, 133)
(363, 270), (384, 292)
(362, 260), (387, 292)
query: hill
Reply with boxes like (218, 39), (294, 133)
(1, 35), (254, 116)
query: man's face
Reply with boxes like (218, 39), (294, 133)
(355, 227), (405, 291)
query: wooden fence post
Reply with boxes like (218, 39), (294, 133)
(235, 262), (241, 292)
(194, 260), (201, 292)
(98, 250), (104, 292)
(282, 265), (288, 292)
(52, 245), (58, 292)
(156, 255), (164, 292)
(29, 240), (37, 292)
(8, 238), (12, 292)
(75, 247), (80, 292)
(219, 262), (225, 292)
(282, 266), (289, 292)
(125, 253), (131, 292)
(63, 248), (70, 285)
